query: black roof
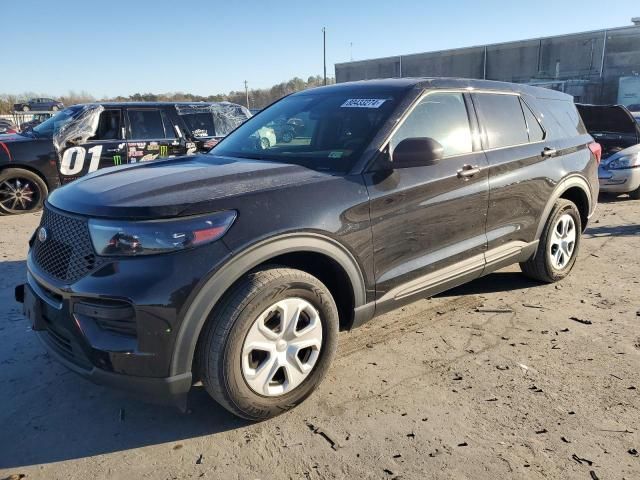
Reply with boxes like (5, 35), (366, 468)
(71, 101), (243, 108)
(297, 77), (571, 100)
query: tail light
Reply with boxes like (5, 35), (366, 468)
(588, 142), (602, 164)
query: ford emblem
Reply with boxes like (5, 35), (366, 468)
(38, 227), (48, 243)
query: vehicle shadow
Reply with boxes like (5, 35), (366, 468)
(0, 259), (249, 470)
(434, 271), (541, 297)
(584, 224), (640, 238)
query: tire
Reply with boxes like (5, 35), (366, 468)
(520, 199), (582, 283)
(282, 131), (293, 143)
(198, 266), (339, 420)
(629, 187), (640, 200)
(22, 105), (29, 112)
(260, 137), (270, 149)
(0, 168), (48, 215)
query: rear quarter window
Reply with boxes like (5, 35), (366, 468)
(537, 99), (587, 139)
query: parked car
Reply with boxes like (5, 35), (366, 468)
(625, 103), (640, 112)
(16, 78), (598, 420)
(13, 98), (64, 112)
(0, 101), (249, 214)
(0, 119), (18, 135)
(576, 104), (640, 199)
(19, 113), (54, 132)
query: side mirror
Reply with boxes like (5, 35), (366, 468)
(391, 137), (444, 168)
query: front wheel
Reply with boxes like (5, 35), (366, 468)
(520, 199), (582, 283)
(0, 168), (48, 215)
(22, 105), (29, 112)
(198, 266), (339, 420)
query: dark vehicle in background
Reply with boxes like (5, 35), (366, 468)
(13, 98), (64, 112)
(19, 113), (54, 132)
(16, 78), (598, 420)
(625, 103), (640, 112)
(0, 101), (249, 214)
(0, 119), (18, 134)
(577, 104), (640, 199)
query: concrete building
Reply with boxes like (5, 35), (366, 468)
(335, 22), (640, 105)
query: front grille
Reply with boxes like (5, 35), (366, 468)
(32, 206), (102, 282)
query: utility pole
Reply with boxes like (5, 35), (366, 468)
(244, 80), (249, 109)
(322, 27), (327, 86)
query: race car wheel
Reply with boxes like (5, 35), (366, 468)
(22, 106), (30, 112)
(0, 168), (48, 215)
(520, 199), (581, 283)
(198, 266), (339, 420)
(282, 131), (293, 143)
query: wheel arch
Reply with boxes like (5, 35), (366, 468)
(0, 163), (52, 190)
(170, 232), (367, 376)
(535, 175), (593, 239)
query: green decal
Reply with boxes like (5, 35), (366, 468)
(113, 155), (122, 166)
(159, 145), (168, 157)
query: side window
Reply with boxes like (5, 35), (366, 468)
(128, 109), (165, 139)
(521, 100), (545, 142)
(181, 113), (216, 138)
(161, 111), (177, 139)
(390, 92), (473, 157)
(474, 93), (529, 149)
(91, 110), (122, 140)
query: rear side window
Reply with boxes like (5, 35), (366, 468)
(181, 113), (216, 138)
(390, 92), (473, 157)
(521, 100), (545, 142)
(128, 109), (165, 139)
(474, 93), (529, 149)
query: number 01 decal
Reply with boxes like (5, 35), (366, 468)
(59, 145), (104, 176)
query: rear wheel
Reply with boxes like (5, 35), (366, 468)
(0, 168), (47, 215)
(198, 266), (339, 420)
(520, 199), (581, 283)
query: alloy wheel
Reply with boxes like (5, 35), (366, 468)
(0, 177), (40, 213)
(241, 298), (323, 397)
(549, 213), (576, 269)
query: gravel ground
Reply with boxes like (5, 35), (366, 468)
(0, 197), (639, 480)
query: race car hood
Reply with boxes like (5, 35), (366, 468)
(576, 104), (640, 139)
(47, 154), (333, 219)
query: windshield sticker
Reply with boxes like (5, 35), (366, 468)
(341, 98), (386, 109)
(328, 151), (343, 159)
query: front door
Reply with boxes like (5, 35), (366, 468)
(365, 91), (490, 307)
(57, 108), (126, 184)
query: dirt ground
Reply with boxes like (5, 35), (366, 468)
(0, 197), (639, 480)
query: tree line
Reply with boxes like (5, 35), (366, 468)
(0, 75), (336, 115)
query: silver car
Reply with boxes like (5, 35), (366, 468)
(577, 104), (640, 199)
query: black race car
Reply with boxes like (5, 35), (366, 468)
(0, 101), (250, 215)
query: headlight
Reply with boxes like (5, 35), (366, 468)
(608, 152), (640, 170)
(88, 211), (236, 256)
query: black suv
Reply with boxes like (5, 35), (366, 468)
(0, 102), (250, 215)
(16, 78), (599, 420)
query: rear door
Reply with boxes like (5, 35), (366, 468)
(472, 92), (554, 264)
(125, 107), (180, 163)
(365, 91), (490, 306)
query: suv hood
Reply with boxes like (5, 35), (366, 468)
(576, 104), (640, 138)
(48, 154), (333, 218)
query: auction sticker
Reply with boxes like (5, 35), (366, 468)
(341, 98), (386, 108)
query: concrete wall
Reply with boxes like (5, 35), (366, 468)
(335, 25), (640, 104)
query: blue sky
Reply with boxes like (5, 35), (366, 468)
(1, 0), (638, 97)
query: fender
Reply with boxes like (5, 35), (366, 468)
(534, 174), (593, 240)
(170, 232), (367, 376)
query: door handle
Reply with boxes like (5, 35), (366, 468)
(542, 147), (557, 157)
(457, 164), (481, 179)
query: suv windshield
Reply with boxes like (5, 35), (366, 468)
(210, 90), (400, 171)
(32, 106), (84, 137)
